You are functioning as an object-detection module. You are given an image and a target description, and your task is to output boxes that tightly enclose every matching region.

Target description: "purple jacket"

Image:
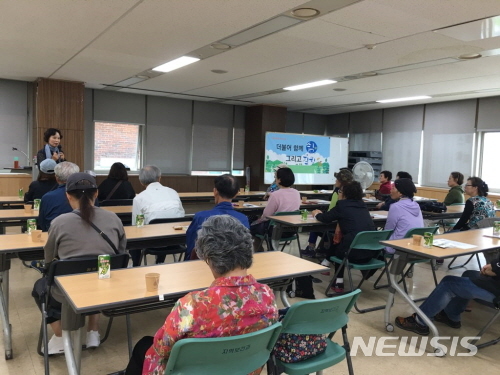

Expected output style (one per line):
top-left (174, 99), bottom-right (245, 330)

top-left (385, 198), bottom-right (423, 254)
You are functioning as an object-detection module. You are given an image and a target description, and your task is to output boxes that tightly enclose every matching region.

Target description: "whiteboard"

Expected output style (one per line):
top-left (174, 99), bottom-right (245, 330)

top-left (264, 132), bottom-right (348, 185)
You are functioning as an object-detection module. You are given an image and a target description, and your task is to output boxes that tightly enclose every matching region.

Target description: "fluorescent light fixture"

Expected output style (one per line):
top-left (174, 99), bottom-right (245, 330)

top-left (376, 96), bottom-right (431, 103)
top-left (284, 80), bottom-right (336, 91)
top-left (152, 56), bottom-right (200, 73)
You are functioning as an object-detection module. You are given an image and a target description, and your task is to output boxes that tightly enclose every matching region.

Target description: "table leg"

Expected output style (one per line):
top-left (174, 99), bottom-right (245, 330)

top-left (384, 252), bottom-right (440, 338)
top-left (62, 299), bottom-right (86, 375)
top-left (279, 290), bottom-right (291, 307)
top-left (63, 330), bottom-right (79, 375)
top-left (0, 253), bottom-right (13, 359)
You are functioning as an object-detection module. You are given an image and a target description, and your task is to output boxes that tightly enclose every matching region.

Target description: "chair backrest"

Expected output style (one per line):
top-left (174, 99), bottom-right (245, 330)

top-left (46, 253), bottom-right (130, 287)
top-left (164, 322), bottom-right (282, 375)
top-left (280, 290), bottom-right (361, 335)
top-left (477, 217), bottom-right (500, 229)
top-left (404, 226), bottom-right (439, 238)
top-left (149, 216), bottom-right (194, 224)
top-left (350, 230), bottom-right (393, 251)
top-left (99, 199), bottom-right (134, 206)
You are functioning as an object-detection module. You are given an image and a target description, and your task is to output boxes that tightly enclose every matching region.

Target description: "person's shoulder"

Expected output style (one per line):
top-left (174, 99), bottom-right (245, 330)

top-left (51, 211), bottom-right (76, 226)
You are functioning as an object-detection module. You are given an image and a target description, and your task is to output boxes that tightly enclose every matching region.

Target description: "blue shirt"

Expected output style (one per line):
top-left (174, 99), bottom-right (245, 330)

top-left (185, 201), bottom-right (250, 260)
top-left (38, 184), bottom-right (73, 231)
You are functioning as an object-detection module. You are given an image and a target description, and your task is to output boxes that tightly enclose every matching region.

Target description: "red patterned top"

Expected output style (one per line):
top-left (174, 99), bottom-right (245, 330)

top-left (142, 275), bottom-right (278, 375)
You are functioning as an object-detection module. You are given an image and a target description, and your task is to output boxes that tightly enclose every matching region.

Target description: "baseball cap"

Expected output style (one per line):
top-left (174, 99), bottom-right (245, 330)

top-left (66, 172), bottom-right (98, 192)
top-left (334, 168), bottom-right (353, 183)
top-left (39, 159), bottom-right (57, 174)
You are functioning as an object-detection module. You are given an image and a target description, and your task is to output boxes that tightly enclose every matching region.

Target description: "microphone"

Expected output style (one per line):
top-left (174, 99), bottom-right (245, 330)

top-left (12, 147), bottom-right (30, 166)
top-left (57, 145), bottom-right (64, 161)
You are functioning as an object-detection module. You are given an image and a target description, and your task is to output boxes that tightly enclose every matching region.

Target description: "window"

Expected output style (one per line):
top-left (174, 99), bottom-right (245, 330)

top-left (480, 132), bottom-right (500, 191)
top-left (94, 122), bottom-right (143, 171)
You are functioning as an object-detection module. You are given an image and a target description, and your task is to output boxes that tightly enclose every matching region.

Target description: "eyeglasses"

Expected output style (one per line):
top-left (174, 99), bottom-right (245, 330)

top-left (465, 184), bottom-right (473, 187)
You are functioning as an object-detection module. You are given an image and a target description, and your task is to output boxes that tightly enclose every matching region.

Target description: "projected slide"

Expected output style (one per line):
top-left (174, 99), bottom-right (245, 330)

top-left (264, 132), bottom-right (348, 185)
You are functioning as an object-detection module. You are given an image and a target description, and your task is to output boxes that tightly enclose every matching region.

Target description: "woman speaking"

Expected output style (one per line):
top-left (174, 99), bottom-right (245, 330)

top-left (37, 128), bottom-right (66, 169)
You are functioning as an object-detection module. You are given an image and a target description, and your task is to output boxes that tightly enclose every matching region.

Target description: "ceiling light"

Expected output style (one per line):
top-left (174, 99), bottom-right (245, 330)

top-left (458, 53), bottom-right (482, 60)
top-left (152, 56), bottom-right (200, 73)
top-left (211, 43), bottom-right (232, 50)
top-left (376, 96), bottom-right (432, 103)
top-left (284, 80), bottom-right (336, 91)
top-left (292, 8), bottom-right (320, 18)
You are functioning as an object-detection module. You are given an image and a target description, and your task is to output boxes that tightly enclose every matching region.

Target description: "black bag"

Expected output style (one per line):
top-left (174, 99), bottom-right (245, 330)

top-left (286, 276), bottom-right (315, 299)
top-left (417, 201), bottom-right (447, 213)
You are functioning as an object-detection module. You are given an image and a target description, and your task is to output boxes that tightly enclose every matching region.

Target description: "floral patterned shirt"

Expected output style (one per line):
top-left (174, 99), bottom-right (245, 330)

top-left (142, 275), bottom-right (278, 375)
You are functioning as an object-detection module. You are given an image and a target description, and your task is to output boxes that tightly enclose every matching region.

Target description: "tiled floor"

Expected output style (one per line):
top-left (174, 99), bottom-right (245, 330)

top-left (0, 230), bottom-right (498, 374)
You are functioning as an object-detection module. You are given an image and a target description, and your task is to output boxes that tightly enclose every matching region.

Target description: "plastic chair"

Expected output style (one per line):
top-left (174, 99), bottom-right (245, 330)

top-left (374, 226), bottom-right (440, 291)
top-left (140, 217), bottom-right (193, 265)
top-left (255, 211), bottom-right (302, 252)
top-left (163, 322), bottom-right (282, 375)
top-left (37, 253), bottom-right (129, 375)
top-left (326, 230), bottom-right (393, 313)
top-left (269, 290), bottom-right (361, 375)
top-left (99, 199), bottom-right (134, 206)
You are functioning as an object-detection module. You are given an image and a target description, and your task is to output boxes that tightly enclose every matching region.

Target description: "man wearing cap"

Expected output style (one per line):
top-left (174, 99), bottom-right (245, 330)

top-left (301, 168), bottom-right (353, 257)
top-left (187, 174), bottom-right (249, 260)
top-left (38, 161), bottom-right (80, 232)
top-left (384, 178), bottom-right (423, 254)
top-left (24, 159), bottom-right (58, 203)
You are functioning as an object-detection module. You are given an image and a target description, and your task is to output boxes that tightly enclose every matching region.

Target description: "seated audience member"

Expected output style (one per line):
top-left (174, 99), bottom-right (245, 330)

top-left (395, 264), bottom-right (500, 336)
top-left (263, 163), bottom-right (289, 200)
top-left (38, 162), bottom-right (80, 231)
top-left (33, 173), bottom-right (126, 354)
top-left (378, 170), bottom-right (393, 195)
top-left (453, 177), bottom-right (495, 231)
top-left (24, 159), bottom-right (58, 203)
top-left (301, 168), bottom-right (353, 257)
top-left (187, 174), bottom-right (249, 260)
top-left (376, 171), bottom-right (413, 211)
top-left (384, 178), bottom-right (423, 254)
top-left (125, 215), bottom-right (279, 375)
top-left (98, 162), bottom-right (136, 202)
top-left (251, 167), bottom-right (301, 251)
top-left (444, 171), bottom-right (465, 206)
top-left (311, 181), bottom-right (376, 293)
top-left (130, 165), bottom-right (185, 266)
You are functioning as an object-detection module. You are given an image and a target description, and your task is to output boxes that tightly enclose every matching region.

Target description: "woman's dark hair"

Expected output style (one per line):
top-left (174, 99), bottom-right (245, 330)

top-left (43, 128), bottom-right (62, 143)
top-left (396, 171), bottom-right (412, 180)
top-left (467, 177), bottom-right (489, 197)
top-left (342, 181), bottom-right (363, 200)
top-left (108, 162), bottom-right (129, 181)
top-left (276, 167), bottom-right (295, 187)
top-left (37, 171), bottom-right (56, 183)
top-left (380, 170), bottom-right (392, 181)
top-left (67, 180), bottom-right (97, 224)
top-left (450, 171), bottom-right (464, 185)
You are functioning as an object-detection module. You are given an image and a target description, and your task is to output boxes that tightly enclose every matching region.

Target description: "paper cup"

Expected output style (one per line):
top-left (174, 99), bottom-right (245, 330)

top-left (239, 188), bottom-right (244, 193)
top-left (412, 234), bottom-right (423, 246)
top-left (145, 273), bottom-right (160, 292)
top-left (238, 200), bottom-right (244, 207)
top-left (24, 204), bottom-right (32, 213)
top-left (31, 230), bottom-right (43, 242)
top-left (302, 196), bottom-right (307, 203)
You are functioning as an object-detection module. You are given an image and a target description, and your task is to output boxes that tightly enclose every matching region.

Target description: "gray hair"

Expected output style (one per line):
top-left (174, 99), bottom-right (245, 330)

top-left (139, 165), bottom-right (161, 185)
top-left (54, 162), bottom-right (80, 183)
top-left (195, 215), bottom-right (253, 275)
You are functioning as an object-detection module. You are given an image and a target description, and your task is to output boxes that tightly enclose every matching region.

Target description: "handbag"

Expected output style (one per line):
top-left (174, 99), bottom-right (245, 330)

top-left (272, 308), bottom-right (327, 363)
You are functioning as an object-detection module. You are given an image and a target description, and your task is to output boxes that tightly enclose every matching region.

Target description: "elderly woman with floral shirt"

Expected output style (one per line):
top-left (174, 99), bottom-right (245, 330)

top-left (125, 215), bottom-right (278, 375)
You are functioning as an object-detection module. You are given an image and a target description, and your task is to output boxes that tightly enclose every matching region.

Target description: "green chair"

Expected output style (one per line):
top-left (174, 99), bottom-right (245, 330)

top-left (255, 211), bottom-right (302, 252)
top-left (440, 203), bottom-right (465, 233)
top-left (374, 226), bottom-right (440, 291)
top-left (163, 322), bottom-right (282, 375)
top-left (269, 290), bottom-right (361, 375)
top-left (326, 230), bottom-right (393, 313)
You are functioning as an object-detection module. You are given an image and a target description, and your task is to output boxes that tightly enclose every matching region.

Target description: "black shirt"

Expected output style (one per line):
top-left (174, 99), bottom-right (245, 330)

top-left (98, 178), bottom-right (136, 202)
